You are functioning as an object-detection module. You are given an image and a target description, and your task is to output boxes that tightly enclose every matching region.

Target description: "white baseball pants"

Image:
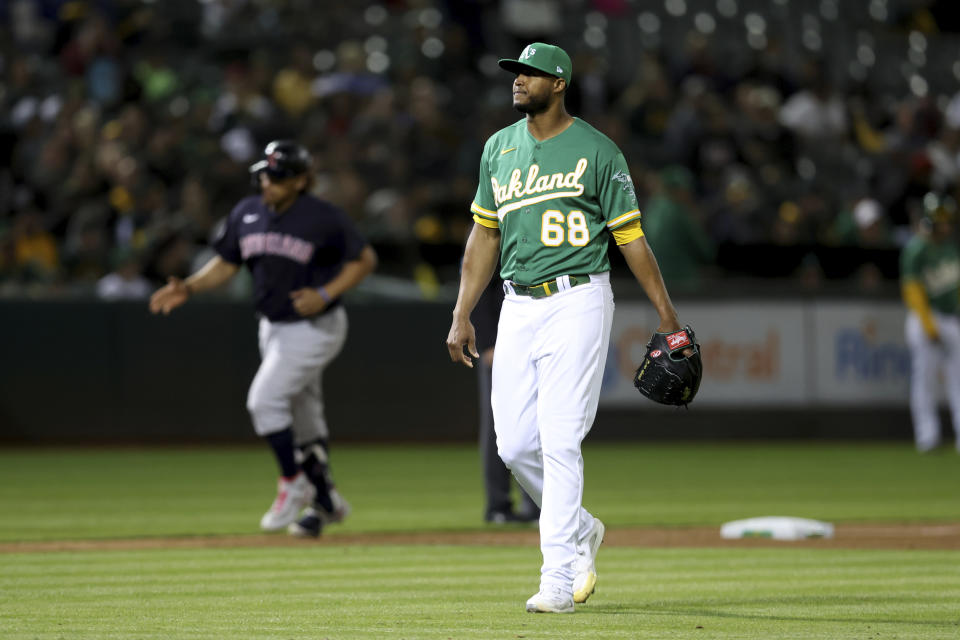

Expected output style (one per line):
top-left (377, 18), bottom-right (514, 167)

top-left (492, 272), bottom-right (614, 593)
top-left (905, 310), bottom-right (960, 451)
top-left (247, 307), bottom-right (348, 444)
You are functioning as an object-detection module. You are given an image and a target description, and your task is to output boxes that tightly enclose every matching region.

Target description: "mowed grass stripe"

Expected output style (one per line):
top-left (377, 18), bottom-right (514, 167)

top-left (0, 546), bottom-right (539, 604)
top-left (3, 547), bottom-right (960, 640)
top-left (1, 443), bottom-right (959, 543)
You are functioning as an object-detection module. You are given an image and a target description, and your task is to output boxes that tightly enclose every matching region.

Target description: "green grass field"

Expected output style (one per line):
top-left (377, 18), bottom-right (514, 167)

top-left (1, 443), bottom-right (959, 639)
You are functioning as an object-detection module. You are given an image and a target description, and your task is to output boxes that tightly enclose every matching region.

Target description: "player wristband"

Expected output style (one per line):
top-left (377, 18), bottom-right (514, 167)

top-left (316, 287), bottom-right (332, 303)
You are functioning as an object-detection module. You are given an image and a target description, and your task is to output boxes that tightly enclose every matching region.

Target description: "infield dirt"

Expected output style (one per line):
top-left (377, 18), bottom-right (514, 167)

top-left (3, 522), bottom-right (959, 553)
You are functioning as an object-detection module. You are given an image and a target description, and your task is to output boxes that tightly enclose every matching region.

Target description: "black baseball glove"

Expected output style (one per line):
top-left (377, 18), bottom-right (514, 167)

top-left (633, 325), bottom-right (702, 407)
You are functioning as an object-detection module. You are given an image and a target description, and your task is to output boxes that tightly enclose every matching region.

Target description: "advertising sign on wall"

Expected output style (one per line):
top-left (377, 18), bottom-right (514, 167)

top-left (600, 301), bottom-right (911, 408)
top-left (812, 302), bottom-right (911, 405)
top-left (601, 302), bottom-right (810, 407)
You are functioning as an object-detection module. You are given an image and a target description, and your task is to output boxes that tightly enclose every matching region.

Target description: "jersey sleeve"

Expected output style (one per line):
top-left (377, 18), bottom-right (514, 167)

top-left (337, 208), bottom-right (367, 261)
top-left (900, 240), bottom-right (924, 282)
top-left (470, 140), bottom-right (499, 229)
top-left (610, 219), bottom-right (644, 245)
top-left (597, 149), bottom-right (642, 232)
top-left (211, 203), bottom-right (244, 265)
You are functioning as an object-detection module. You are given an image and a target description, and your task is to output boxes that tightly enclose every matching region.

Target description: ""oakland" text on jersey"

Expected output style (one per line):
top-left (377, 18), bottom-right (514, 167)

top-left (492, 158), bottom-right (588, 209)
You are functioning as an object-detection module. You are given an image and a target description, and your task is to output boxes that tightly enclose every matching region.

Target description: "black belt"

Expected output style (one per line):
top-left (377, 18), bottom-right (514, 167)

top-left (506, 274), bottom-right (591, 298)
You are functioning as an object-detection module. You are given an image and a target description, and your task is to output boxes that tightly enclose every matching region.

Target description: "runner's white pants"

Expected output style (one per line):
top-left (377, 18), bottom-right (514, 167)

top-left (905, 310), bottom-right (960, 451)
top-left (492, 272), bottom-right (614, 593)
top-left (247, 307), bottom-right (348, 444)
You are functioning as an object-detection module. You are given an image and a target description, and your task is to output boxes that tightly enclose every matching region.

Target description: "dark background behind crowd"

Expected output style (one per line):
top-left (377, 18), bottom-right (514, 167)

top-left (3, 0), bottom-right (960, 300)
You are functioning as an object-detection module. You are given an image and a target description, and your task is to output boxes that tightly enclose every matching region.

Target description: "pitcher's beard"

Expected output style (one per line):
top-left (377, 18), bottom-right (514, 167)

top-left (514, 94), bottom-right (549, 114)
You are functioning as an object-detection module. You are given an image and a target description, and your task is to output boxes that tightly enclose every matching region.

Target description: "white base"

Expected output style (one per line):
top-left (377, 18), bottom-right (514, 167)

top-left (720, 516), bottom-right (834, 541)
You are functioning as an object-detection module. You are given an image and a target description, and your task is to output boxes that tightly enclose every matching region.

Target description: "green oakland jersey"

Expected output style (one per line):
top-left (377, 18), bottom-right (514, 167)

top-left (901, 234), bottom-right (960, 314)
top-left (470, 117), bottom-right (641, 286)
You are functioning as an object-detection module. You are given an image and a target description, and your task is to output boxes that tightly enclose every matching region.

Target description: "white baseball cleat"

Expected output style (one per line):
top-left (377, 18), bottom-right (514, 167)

top-left (260, 472), bottom-right (315, 532)
top-left (525, 586), bottom-right (574, 613)
top-left (573, 516), bottom-right (605, 603)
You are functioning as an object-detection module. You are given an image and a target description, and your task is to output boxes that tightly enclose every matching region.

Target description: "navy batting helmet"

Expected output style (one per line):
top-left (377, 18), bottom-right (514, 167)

top-left (249, 140), bottom-right (312, 181)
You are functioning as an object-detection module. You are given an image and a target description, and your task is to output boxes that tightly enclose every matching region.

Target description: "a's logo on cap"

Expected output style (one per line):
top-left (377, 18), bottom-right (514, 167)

top-left (521, 46), bottom-right (536, 59)
top-left (556, 66), bottom-right (563, 73)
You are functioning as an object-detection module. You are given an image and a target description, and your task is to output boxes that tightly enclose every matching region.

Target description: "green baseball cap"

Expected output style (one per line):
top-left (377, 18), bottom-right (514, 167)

top-left (498, 42), bottom-right (572, 84)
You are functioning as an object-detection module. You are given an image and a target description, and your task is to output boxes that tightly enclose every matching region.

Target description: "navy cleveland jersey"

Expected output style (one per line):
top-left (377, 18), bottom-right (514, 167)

top-left (214, 194), bottom-right (366, 322)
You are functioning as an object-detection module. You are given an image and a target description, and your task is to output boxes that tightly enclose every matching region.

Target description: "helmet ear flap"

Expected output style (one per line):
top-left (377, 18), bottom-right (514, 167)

top-left (249, 162), bottom-right (266, 191)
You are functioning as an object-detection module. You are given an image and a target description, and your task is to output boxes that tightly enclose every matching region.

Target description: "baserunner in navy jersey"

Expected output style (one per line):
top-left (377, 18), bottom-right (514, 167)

top-left (150, 140), bottom-right (377, 537)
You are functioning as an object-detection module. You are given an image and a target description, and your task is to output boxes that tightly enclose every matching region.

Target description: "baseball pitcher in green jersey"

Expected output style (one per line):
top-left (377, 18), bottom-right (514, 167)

top-left (446, 42), bottom-right (691, 613)
top-left (900, 192), bottom-right (960, 453)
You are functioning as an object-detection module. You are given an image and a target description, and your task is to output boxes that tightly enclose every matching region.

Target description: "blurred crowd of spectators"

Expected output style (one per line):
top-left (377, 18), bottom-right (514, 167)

top-left (2, 0), bottom-right (960, 299)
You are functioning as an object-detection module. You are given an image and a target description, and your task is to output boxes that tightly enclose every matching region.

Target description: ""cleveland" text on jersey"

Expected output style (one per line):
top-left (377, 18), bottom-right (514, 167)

top-left (240, 232), bottom-right (315, 264)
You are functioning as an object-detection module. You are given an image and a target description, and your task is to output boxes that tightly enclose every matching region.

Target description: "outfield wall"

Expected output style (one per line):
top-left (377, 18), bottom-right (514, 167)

top-left (0, 299), bottom-right (920, 443)
top-left (601, 301), bottom-right (911, 408)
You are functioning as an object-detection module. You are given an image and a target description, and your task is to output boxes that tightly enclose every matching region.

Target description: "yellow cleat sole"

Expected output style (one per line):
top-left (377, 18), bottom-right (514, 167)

top-left (573, 572), bottom-right (597, 603)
